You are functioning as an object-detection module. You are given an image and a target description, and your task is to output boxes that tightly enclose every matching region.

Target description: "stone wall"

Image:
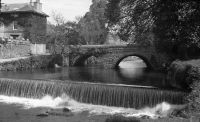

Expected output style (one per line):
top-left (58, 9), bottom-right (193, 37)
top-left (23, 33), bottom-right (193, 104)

top-left (0, 55), bottom-right (58, 71)
top-left (30, 44), bottom-right (46, 55)
top-left (0, 43), bottom-right (30, 59)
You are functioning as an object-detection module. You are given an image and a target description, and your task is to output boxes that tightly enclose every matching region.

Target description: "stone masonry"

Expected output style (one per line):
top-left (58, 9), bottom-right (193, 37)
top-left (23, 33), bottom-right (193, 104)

top-left (65, 45), bottom-right (170, 70)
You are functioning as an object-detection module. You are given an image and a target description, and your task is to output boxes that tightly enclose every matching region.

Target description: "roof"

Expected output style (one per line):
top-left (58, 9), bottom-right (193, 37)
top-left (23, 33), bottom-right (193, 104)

top-left (1, 3), bottom-right (48, 17)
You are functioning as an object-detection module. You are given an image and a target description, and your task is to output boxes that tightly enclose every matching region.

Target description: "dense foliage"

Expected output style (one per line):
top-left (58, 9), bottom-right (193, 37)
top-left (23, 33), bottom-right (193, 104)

top-left (79, 0), bottom-right (108, 44)
top-left (46, 13), bottom-right (84, 55)
top-left (47, 0), bottom-right (110, 54)
top-left (105, 0), bottom-right (200, 59)
top-left (169, 60), bottom-right (200, 115)
top-left (0, 13), bottom-right (47, 43)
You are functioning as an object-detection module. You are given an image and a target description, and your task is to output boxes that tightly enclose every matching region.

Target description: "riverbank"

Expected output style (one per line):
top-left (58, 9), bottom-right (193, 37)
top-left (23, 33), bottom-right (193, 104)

top-left (0, 103), bottom-right (108, 122)
top-left (0, 103), bottom-right (198, 122)
top-left (0, 55), bottom-right (62, 71)
top-left (166, 59), bottom-right (200, 119)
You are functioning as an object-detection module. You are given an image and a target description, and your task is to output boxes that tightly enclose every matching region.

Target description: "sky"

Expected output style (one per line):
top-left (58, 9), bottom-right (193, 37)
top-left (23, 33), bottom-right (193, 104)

top-left (2, 0), bottom-right (92, 23)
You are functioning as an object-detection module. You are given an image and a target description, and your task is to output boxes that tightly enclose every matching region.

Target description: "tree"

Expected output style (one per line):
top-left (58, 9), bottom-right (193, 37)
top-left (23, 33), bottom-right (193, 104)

top-left (152, 0), bottom-right (200, 59)
top-left (47, 12), bottom-right (84, 55)
top-left (0, 37), bottom-right (8, 57)
top-left (105, 0), bottom-right (200, 59)
top-left (79, 0), bottom-right (108, 45)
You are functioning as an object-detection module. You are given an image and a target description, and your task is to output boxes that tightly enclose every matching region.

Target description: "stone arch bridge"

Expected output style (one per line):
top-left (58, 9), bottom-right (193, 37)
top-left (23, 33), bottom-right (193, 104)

top-left (64, 45), bottom-right (169, 70)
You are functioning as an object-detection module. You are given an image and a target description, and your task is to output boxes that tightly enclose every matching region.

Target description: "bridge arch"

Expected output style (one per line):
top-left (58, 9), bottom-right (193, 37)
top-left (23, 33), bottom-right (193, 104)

top-left (115, 54), bottom-right (153, 69)
top-left (68, 45), bottom-right (166, 70)
top-left (73, 54), bottom-right (97, 66)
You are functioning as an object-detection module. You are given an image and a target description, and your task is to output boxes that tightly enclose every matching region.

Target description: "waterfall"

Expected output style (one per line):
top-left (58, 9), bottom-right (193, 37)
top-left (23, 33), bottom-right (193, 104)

top-left (0, 78), bottom-right (187, 109)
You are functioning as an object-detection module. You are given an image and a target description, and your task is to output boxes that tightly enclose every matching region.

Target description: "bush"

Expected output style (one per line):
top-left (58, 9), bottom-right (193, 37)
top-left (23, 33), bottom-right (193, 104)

top-left (166, 60), bottom-right (200, 88)
top-left (167, 59), bottom-right (200, 114)
top-left (184, 66), bottom-right (200, 114)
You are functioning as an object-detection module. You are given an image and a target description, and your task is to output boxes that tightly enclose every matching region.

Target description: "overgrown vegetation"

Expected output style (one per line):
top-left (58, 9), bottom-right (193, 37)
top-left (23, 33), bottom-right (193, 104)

top-left (166, 60), bottom-right (200, 115)
top-left (0, 13), bottom-right (47, 43)
top-left (105, 0), bottom-right (200, 59)
top-left (183, 61), bottom-right (200, 114)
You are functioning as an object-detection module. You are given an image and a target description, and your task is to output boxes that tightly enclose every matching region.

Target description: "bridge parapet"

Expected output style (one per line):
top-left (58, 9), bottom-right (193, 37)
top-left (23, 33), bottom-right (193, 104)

top-left (69, 44), bottom-right (154, 54)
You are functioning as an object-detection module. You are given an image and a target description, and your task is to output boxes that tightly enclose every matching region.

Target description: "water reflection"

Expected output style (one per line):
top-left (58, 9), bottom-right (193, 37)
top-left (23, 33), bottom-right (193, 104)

top-left (0, 67), bottom-right (178, 90)
top-left (119, 58), bottom-right (147, 69)
top-left (0, 56), bottom-right (184, 89)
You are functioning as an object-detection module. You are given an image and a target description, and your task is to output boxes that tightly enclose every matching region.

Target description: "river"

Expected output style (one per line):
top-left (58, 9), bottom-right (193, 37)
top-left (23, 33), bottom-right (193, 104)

top-left (0, 60), bottom-right (187, 121)
top-left (0, 60), bottom-right (175, 89)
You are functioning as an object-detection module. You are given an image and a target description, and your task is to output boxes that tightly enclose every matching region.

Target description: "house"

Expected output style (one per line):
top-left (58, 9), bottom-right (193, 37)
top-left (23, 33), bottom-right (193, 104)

top-left (0, 0), bottom-right (48, 43)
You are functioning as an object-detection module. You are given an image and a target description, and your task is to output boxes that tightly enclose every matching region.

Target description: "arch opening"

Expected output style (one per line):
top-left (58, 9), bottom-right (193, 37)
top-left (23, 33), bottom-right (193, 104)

top-left (115, 55), bottom-right (152, 82)
top-left (73, 55), bottom-right (98, 67)
top-left (116, 55), bottom-right (152, 70)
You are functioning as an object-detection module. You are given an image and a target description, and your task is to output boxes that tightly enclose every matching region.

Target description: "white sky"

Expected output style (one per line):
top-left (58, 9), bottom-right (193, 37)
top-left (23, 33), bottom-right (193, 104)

top-left (2, 0), bottom-right (92, 23)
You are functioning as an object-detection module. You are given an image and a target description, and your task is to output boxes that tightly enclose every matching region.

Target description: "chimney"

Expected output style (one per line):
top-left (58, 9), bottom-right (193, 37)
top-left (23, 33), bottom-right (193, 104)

top-left (33, 0), bottom-right (42, 12)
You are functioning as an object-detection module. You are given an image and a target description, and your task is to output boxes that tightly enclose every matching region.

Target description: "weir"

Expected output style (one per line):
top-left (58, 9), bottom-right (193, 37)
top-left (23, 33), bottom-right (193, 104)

top-left (0, 78), bottom-right (187, 109)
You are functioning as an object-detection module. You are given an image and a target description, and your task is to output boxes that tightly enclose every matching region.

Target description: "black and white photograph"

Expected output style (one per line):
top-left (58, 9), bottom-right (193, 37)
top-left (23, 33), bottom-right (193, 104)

top-left (0, 0), bottom-right (200, 122)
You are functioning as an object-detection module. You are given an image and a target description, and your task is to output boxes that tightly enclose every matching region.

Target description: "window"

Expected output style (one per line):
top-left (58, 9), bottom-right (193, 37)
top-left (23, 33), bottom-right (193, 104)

top-left (10, 34), bottom-right (20, 39)
top-left (13, 21), bottom-right (19, 30)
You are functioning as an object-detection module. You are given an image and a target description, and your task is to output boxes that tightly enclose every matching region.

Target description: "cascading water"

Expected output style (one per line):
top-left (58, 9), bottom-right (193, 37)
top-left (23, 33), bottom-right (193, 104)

top-left (0, 78), bottom-right (187, 109)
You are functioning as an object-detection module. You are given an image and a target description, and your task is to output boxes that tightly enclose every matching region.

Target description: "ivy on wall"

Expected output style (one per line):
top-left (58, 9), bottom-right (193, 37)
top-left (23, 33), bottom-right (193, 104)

top-left (0, 12), bottom-right (47, 43)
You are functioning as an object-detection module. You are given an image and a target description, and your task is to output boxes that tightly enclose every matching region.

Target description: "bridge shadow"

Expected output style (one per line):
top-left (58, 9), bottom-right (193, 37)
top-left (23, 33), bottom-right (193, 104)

top-left (73, 55), bottom-right (97, 66)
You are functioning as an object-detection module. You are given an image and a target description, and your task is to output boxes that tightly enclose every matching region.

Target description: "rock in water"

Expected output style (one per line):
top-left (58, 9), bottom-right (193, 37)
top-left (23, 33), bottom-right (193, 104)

top-left (36, 112), bottom-right (49, 117)
top-left (141, 115), bottom-right (150, 119)
top-left (63, 108), bottom-right (71, 112)
top-left (48, 108), bottom-right (73, 117)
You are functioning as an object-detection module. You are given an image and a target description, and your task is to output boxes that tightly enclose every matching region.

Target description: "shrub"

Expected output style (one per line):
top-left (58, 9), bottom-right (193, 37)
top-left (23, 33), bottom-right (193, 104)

top-left (167, 60), bottom-right (200, 114)
top-left (184, 66), bottom-right (200, 113)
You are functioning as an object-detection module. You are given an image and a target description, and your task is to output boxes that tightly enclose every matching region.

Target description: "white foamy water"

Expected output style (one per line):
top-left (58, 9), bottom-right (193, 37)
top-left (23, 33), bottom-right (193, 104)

top-left (0, 94), bottom-right (184, 119)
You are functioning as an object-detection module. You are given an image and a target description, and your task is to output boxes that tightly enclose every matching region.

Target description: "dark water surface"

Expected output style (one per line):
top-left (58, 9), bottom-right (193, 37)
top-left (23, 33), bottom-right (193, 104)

top-left (0, 63), bottom-right (177, 89)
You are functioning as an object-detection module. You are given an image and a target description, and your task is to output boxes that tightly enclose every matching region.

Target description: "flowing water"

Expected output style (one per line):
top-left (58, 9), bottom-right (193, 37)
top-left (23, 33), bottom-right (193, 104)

top-left (0, 60), bottom-right (188, 119)
top-left (0, 78), bottom-right (186, 108)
